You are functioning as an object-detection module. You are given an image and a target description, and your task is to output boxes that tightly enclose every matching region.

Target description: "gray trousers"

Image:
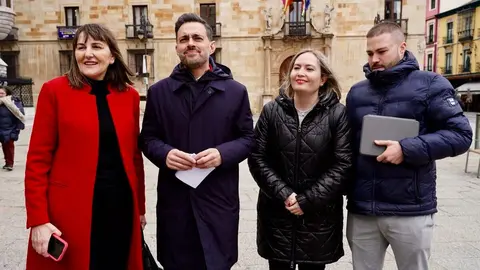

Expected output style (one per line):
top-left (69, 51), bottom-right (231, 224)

top-left (346, 213), bottom-right (435, 270)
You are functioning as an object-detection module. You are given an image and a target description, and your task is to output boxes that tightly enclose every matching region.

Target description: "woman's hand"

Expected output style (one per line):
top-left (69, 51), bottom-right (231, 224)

top-left (286, 201), bottom-right (304, 215)
top-left (284, 193), bottom-right (304, 215)
top-left (140, 215), bottom-right (147, 230)
top-left (31, 223), bottom-right (62, 257)
top-left (284, 192), bottom-right (297, 207)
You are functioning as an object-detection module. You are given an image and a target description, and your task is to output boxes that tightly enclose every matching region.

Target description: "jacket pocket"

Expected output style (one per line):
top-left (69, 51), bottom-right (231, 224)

top-left (413, 171), bottom-right (421, 203)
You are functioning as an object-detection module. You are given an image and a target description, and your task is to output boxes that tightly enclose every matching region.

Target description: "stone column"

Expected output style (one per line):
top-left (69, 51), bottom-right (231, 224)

top-left (262, 37), bottom-right (273, 107)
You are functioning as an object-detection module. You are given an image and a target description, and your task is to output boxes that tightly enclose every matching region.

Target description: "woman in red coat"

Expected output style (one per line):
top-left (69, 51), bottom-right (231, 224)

top-left (24, 23), bottom-right (146, 270)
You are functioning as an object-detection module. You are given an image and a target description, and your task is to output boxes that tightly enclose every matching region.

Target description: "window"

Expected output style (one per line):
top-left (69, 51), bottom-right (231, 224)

top-left (445, 52), bottom-right (452, 73)
top-left (127, 50), bottom-right (154, 78)
top-left (288, 0), bottom-right (305, 23)
top-left (428, 24), bottom-right (434, 43)
top-left (0, 52), bottom-right (19, 79)
top-left (463, 49), bottom-right (471, 72)
top-left (447, 22), bottom-right (453, 42)
top-left (59, 51), bottom-right (72, 75)
top-left (385, 0), bottom-right (402, 21)
top-left (200, 4), bottom-right (216, 36)
top-left (285, 0), bottom-right (307, 36)
top-left (0, 0), bottom-right (12, 8)
top-left (430, 0), bottom-right (436, 10)
top-left (427, 54), bottom-right (433, 71)
top-left (133, 5), bottom-right (148, 26)
top-left (65, 7), bottom-right (79, 27)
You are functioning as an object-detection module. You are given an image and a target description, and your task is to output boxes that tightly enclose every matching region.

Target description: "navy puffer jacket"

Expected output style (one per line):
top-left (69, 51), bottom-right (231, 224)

top-left (0, 97), bottom-right (24, 143)
top-left (346, 51), bottom-right (472, 216)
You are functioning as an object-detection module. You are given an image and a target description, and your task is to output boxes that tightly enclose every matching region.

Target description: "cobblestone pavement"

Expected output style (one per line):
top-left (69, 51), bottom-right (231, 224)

top-left (1, 109), bottom-right (480, 269)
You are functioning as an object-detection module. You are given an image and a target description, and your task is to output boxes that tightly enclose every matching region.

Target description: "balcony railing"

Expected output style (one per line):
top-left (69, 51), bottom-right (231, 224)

top-left (57, 25), bottom-right (80, 40)
top-left (125, 23), bottom-right (154, 39)
top-left (458, 29), bottom-right (474, 41)
top-left (443, 36), bottom-right (454, 44)
top-left (426, 35), bottom-right (435, 45)
top-left (376, 18), bottom-right (409, 35)
top-left (284, 21), bottom-right (311, 37)
top-left (459, 64), bottom-right (471, 73)
top-left (441, 67), bottom-right (452, 75)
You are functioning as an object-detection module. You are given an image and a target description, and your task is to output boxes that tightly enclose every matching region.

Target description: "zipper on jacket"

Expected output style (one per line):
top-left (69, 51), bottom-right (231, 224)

top-left (289, 112), bottom-right (303, 269)
top-left (372, 92), bottom-right (386, 214)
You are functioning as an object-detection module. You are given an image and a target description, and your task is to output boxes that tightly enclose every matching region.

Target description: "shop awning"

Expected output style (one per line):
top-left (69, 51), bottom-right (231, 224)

top-left (456, 82), bottom-right (480, 93)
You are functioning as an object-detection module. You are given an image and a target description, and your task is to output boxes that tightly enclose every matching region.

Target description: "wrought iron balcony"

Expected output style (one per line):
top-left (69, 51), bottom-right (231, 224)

top-left (125, 24), bottom-right (154, 39)
top-left (375, 18), bottom-right (409, 35)
top-left (441, 67), bottom-right (452, 75)
top-left (57, 26), bottom-right (80, 40)
top-left (458, 29), bottom-right (474, 41)
top-left (443, 36), bottom-right (454, 44)
top-left (459, 64), bottom-right (471, 73)
top-left (284, 21), bottom-right (311, 37)
top-left (426, 35), bottom-right (435, 45)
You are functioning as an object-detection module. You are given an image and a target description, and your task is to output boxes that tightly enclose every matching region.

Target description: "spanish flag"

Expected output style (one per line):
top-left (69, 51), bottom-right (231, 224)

top-left (302, 0), bottom-right (310, 17)
top-left (282, 0), bottom-right (293, 14)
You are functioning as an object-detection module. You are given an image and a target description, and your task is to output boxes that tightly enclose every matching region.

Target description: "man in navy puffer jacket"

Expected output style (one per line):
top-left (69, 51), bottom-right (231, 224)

top-left (345, 22), bottom-right (472, 270)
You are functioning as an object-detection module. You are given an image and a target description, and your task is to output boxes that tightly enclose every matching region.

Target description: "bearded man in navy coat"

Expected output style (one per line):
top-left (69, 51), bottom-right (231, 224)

top-left (140, 13), bottom-right (255, 270)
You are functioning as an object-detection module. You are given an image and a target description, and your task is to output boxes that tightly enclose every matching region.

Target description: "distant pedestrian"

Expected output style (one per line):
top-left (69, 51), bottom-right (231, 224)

top-left (0, 86), bottom-right (24, 171)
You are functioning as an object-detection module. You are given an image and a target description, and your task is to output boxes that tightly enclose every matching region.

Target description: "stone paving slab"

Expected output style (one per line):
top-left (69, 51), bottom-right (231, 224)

top-left (1, 109), bottom-right (480, 269)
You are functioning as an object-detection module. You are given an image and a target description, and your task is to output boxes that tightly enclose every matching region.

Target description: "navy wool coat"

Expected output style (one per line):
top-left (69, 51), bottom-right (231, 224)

top-left (140, 59), bottom-right (255, 270)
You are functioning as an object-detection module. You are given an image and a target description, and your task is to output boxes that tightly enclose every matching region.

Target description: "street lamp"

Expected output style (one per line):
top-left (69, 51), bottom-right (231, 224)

top-left (136, 15), bottom-right (153, 93)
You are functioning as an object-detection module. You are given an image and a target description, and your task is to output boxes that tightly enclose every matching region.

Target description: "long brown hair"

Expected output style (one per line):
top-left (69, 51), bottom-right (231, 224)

top-left (67, 23), bottom-right (134, 91)
top-left (280, 48), bottom-right (342, 100)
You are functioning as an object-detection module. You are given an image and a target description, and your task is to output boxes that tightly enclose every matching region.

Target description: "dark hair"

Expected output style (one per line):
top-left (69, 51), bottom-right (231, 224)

top-left (67, 23), bottom-right (134, 91)
top-left (366, 21), bottom-right (405, 42)
top-left (175, 13), bottom-right (213, 41)
top-left (0, 86), bottom-right (12, 96)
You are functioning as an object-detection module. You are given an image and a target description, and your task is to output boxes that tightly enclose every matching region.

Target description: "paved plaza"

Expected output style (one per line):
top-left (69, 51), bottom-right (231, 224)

top-left (1, 109), bottom-right (480, 269)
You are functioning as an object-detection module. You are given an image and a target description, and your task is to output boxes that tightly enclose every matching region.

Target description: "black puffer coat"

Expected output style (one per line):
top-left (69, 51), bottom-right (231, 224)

top-left (248, 91), bottom-right (352, 265)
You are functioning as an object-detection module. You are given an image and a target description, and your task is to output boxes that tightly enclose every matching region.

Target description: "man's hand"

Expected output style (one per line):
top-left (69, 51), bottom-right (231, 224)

top-left (195, 148), bottom-right (222, 169)
top-left (375, 140), bottom-right (404, 165)
top-left (166, 149), bottom-right (196, 170)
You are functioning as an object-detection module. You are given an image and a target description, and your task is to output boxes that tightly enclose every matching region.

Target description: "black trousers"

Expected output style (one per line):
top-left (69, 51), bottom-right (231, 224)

top-left (269, 260), bottom-right (326, 270)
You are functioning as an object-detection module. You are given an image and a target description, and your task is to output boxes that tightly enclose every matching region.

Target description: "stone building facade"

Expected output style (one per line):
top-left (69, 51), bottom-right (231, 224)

top-left (0, 0), bottom-right (426, 113)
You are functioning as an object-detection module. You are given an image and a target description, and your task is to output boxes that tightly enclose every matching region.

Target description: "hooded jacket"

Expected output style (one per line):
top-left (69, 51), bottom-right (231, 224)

top-left (346, 50), bottom-right (472, 216)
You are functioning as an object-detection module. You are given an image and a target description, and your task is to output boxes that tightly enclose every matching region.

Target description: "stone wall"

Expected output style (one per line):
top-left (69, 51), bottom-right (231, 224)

top-left (6, 0), bottom-right (426, 113)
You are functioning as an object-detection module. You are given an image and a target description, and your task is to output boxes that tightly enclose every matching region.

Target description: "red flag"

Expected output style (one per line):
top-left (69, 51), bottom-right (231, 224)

top-left (283, 0), bottom-right (293, 13)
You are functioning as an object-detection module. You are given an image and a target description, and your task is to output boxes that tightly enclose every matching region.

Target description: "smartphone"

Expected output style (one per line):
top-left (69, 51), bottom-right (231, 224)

top-left (47, 234), bottom-right (68, 261)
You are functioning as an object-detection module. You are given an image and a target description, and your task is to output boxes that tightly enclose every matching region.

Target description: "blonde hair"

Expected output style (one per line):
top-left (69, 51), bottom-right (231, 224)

top-left (280, 48), bottom-right (342, 100)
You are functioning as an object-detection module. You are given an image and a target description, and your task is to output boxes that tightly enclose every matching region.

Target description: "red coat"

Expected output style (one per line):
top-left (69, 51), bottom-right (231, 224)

top-left (24, 76), bottom-right (146, 270)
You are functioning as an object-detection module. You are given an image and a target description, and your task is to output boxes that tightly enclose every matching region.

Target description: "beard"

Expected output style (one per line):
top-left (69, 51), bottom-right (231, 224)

top-left (370, 54), bottom-right (402, 71)
top-left (177, 49), bottom-right (209, 69)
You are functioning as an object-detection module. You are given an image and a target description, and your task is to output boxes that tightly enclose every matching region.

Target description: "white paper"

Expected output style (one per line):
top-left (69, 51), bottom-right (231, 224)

top-left (175, 167), bottom-right (215, 188)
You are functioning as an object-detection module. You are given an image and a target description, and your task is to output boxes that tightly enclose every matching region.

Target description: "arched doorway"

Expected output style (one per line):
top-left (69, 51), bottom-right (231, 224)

top-left (279, 55), bottom-right (294, 86)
